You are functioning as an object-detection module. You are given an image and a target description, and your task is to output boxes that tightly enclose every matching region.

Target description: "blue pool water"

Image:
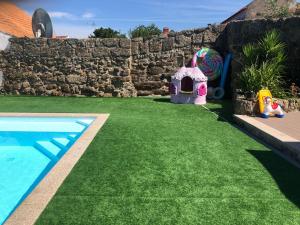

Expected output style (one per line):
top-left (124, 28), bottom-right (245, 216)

top-left (0, 117), bottom-right (95, 224)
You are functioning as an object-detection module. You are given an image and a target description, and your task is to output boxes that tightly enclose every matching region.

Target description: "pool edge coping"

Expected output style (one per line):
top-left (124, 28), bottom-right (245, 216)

top-left (2, 113), bottom-right (109, 225)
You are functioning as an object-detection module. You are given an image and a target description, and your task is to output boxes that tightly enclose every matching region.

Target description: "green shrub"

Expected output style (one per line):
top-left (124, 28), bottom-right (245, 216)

top-left (239, 30), bottom-right (287, 97)
top-left (129, 24), bottom-right (161, 39)
top-left (90, 27), bottom-right (126, 38)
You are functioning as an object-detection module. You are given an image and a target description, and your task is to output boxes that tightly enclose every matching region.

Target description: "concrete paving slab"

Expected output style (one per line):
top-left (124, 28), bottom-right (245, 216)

top-left (255, 112), bottom-right (300, 140)
top-left (234, 114), bottom-right (300, 165)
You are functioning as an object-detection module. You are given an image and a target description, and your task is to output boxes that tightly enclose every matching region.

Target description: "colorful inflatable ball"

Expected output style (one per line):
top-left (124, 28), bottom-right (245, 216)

top-left (191, 48), bottom-right (223, 81)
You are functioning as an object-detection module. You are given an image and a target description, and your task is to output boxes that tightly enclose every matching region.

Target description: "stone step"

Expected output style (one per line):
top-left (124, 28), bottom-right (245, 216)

top-left (76, 121), bottom-right (88, 127)
top-left (35, 141), bottom-right (62, 161)
top-left (67, 134), bottom-right (78, 141)
top-left (51, 137), bottom-right (71, 149)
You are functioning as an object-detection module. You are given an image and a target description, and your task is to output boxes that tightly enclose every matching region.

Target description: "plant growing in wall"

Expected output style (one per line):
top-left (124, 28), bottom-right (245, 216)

top-left (239, 30), bottom-right (287, 98)
top-left (264, 0), bottom-right (291, 19)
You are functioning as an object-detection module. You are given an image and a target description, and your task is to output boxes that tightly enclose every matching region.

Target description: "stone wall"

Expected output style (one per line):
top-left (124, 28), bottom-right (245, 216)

top-left (130, 25), bottom-right (225, 96)
top-left (0, 38), bottom-right (136, 97)
top-left (0, 17), bottom-right (299, 97)
top-left (218, 16), bottom-right (300, 91)
top-left (234, 96), bottom-right (300, 115)
top-left (0, 25), bottom-right (225, 97)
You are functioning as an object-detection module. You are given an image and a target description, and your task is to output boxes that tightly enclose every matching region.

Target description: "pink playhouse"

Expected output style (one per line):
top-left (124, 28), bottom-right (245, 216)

top-left (170, 67), bottom-right (208, 105)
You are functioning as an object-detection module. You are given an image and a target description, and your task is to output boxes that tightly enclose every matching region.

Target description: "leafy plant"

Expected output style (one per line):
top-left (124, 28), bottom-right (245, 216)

top-left (129, 24), bottom-right (161, 39)
top-left (239, 30), bottom-right (287, 98)
top-left (89, 27), bottom-right (126, 38)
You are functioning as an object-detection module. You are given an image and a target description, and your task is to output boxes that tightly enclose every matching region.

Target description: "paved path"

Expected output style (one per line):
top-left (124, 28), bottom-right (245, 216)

top-left (234, 112), bottom-right (300, 165)
top-left (255, 112), bottom-right (300, 140)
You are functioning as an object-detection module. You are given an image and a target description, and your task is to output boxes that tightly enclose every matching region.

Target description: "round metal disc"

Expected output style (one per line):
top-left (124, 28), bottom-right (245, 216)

top-left (32, 8), bottom-right (53, 38)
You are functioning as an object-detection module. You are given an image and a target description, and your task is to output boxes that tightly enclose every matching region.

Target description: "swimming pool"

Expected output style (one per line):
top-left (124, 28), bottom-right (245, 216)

top-left (0, 116), bottom-right (95, 225)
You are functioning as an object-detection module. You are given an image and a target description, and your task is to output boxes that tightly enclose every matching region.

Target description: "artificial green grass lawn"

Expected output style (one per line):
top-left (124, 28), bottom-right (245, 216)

top-left (1, 96), bottom-right (300, 225)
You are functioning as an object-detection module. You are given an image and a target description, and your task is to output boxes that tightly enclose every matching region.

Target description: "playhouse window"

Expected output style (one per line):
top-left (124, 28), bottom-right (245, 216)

top-left (169, 83), bottom-right (177, 95)
top-left (181, 76), bottom-right (193, 93)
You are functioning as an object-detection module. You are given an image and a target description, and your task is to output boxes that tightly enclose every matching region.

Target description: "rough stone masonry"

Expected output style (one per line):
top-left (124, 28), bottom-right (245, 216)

top-left (0, 17), bottom-right (299, 97)
top-left (0, 24), bottom-right (224, 97)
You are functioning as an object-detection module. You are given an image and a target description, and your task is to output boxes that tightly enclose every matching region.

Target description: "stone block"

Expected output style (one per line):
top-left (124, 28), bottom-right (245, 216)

top-left (81, 86), bottom-right (99, 96)
top-left (110, 48), bottom-right (131, 57)
top-left (66, 75), bottom-right (84, 84)
top-left (131, 41), bottom-right (140, 55)
top-left (59, 46), bottom-right (75, 57)
top-left (47, 39), bottom-right (64, 48)
top-left (119, 39), bottom-right (131, 49)
top-left (134, 81), bottom-right (162, 90)
top-left (175, 35), bottom-right (191, 47)
top-left (84, 39), bottom-right (96, 48)
top-left (192, 33), bottom-right (204, 45)
top-left (149, 39), bottom-right (162, 52)
top-left (94, 39), bottom-right (103, 47)
top-left (22, 81), bottom-right (30, 88)
top-left (75, 48), bottom-right (91, 57)
top-left (137, 90), bottom-right (153, 96)
top-left (203, 30), bottom-right (218, 43)
top-left (92, 47), bottom-right (110, 57)
top-left (234, 99), bottom-right (256, 115)
top-left (102, 39), bottom-right (119, 47)
top-left (148, 66), bottom-right (164, 75)
top-left (139, 41), bottom-right (149, 54)
top-left (162, 37), bottom-right (174, 51)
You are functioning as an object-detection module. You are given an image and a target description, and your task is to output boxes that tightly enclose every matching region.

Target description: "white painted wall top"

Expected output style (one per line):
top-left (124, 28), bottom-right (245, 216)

top-left (0, 32), bottom-right (11, 50)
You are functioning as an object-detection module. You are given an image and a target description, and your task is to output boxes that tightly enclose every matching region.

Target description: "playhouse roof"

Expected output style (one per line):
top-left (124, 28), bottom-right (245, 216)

top-left (0, 1), bottom-right (33, 37)
top-left (172, 67), bottom-right (208, 82)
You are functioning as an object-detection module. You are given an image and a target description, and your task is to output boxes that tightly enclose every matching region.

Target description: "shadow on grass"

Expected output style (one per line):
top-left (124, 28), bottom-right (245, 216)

top-left (248, 149), bottom-right (300, 209)
top-left (153, 99), bottom-right (235, 122)
top-left (153, 98), bottom-right (171, 104)
top-left (206, 100), bottom-right (300, 208)
top-left (206, 100), bottom-right (234, 122)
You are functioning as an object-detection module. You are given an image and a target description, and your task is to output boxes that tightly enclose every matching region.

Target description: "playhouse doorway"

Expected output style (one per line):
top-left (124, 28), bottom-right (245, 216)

top-left (181, 76), bottom-right (193, 93)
